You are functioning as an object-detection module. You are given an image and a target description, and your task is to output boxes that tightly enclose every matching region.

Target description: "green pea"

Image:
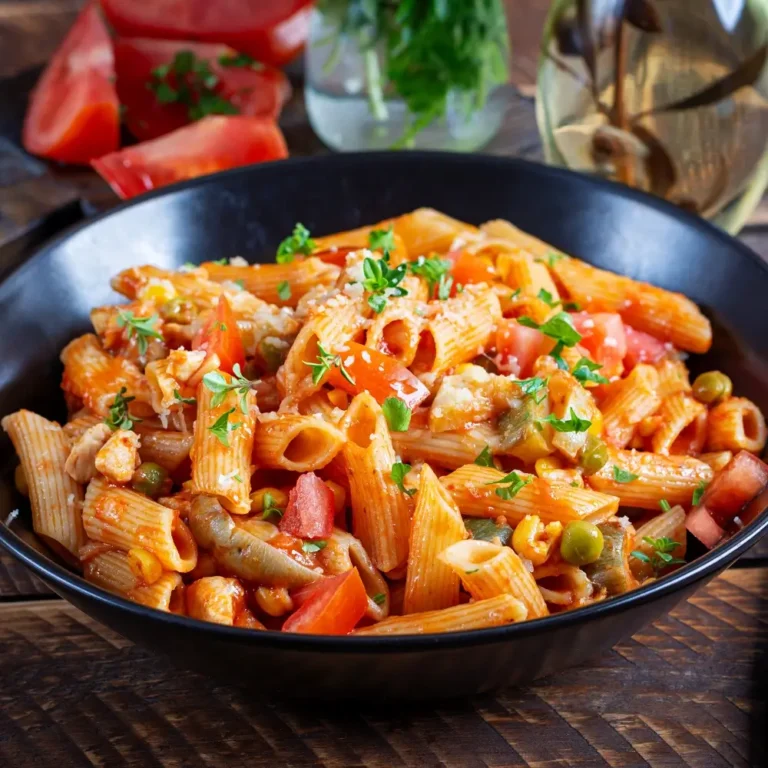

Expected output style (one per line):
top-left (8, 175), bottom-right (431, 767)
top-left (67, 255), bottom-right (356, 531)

top-left (578, 434), bottom-right (608, 476)
top-left (692, 371), bottom-right (732, 405)
top-left (560, 521), bottom-right (604, 566)
top-left (131, 462), bottom-right (168, 498)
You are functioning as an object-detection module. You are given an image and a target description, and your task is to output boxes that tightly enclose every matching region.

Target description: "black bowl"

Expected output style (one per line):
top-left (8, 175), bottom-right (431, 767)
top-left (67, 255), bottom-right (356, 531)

top-left (2, 152), bottom-right (767, 699)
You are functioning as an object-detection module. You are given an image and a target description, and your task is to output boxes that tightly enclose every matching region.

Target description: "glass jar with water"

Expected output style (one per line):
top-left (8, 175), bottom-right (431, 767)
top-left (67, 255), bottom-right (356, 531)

top-left (305, 0), bottom-right (510, 152)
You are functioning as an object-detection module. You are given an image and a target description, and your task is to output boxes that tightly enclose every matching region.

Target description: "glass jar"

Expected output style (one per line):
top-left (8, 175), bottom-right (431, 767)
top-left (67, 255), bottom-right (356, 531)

top-left (536, 0), bottom-right (768, 233)
top-left (305, 2), bottom-right (510, 152)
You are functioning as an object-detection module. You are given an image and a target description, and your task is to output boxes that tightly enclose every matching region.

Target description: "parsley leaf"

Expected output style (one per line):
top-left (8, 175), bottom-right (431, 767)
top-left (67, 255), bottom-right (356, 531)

top-left (303, 343), bottom-right (355, 386)
top-left (473, 445), bottom-right (495, 467)
top-left (261, 492), bottom-right (284, 522)
top-left (302, 540), bottom-right (327, 553)
top-left (659, 499), bottom-right (671, 513)
top-left (277, 280), bottom-right (292, 301)
top-left (104, 387), bottom-right (140, 431)
top-left (208, 408), bottom-right (241, 447)
top-left (116, 310), bottom-right (163, 355)
top-left (538, 408), bottom-right (592, 433)
top-left (391, 462), bottom-right (416, 496)
top-left (517, 377), bottom-right (547, 396)
top-left (631, 536), bottom-right (685, 574)
top-left (517, 312), bottom-right (582, 348)
top-left (277, 223), bottom-right (315, 264)
top-left (173, 389), bottom-right (196, 405)
top-left (368, 226), bottom-right (396, 259)
top-left (362, 253), bottom-right (408, 313)
top-left (571, 357), bottom-right (609, 385)
top-left (382, 397), bottom-right (411, 432)
top-left (409, 256), bottom-right (453, 299)
top-left (218, 52), bottom-right (263, 69)
top-left (535, 251), bottom-right (565, 268)
top-left (372, 592), bottom-right (386, 605)
top-left (509, 288), bottom-right (521, 300)
top-left (692, 480), bottom-right (707, 507)
top-left (202, 363), bottom-right (255, 413)
top-left (612, 465), bottom-right (639, 483)
top-left (486, 470), bottom-right (532, 500)
top-left (537, 288), bottom-right (559, 307)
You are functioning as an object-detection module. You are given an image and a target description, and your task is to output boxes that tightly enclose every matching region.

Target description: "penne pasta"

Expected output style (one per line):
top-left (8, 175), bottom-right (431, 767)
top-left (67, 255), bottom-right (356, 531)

top-left (706, 397), bottom-right (768, 454)
top-left (403, 464), bottom-right (467, 614)
top-left (2, 410), bottom-right (85, 563)
top-left (365, 298), bottom-right (426, 367)
top-left (650, 393), bottom-right (707, 455)
top-left (600, 364), bottom-right (662, 448)
top-left (392, 423), bottom-right (496, 470)
top-left (630, 505), bottom-right (687, 582)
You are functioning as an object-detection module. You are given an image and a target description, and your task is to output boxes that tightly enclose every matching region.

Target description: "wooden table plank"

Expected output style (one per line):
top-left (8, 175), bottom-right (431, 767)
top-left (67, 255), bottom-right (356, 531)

top-left (0, 568), bottom-right (763, 768)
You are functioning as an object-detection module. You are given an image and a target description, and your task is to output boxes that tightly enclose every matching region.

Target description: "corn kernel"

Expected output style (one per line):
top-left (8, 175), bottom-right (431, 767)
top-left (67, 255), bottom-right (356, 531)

top-left (127, 547), bottom-right (163, 585)
top-left (588, 410), bottom-right (603, 437)
top-left (139, 280), bottom-right (176, 305)
top-left (534, 456), bottom-right (563, 477)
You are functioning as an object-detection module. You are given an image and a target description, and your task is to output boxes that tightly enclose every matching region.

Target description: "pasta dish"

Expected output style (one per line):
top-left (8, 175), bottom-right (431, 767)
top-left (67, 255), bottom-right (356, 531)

top-left (4, 208), bottom-right (768, 635)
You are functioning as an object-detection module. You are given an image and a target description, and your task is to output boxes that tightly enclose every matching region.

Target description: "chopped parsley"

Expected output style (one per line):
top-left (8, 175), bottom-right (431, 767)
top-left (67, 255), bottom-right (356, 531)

top-left (571, 358), bottom-right (609, 385)
top-left (304, 343), bottom-right (355, 386)
top-left (105, 387), bottom-right (140, 431)
top-left (473, 445), bottom-right (495, 467)
top-left (208, 408), bottom-right (241, 447)
top-left (277, 223), bottom-right (315, 264)
top-left (173, 389), bottom-right (196, 406)
top-left (538, 408), bottom-right (592, 433)
top-left (261, 492), bottom-right (284, 522)
top-left (382, 397), bottom-right (411, 432)
top-left (537, 288), bottom-right (559, 307)
top-left (692, 480), bottom-right (707, 507)
top-left (659, 499), bottom-right (671, 513)
top-left (517, 312), bottom-right (582, 369)
top-left (116, 310), bottom-right (163, 355)
top-left (362, 253), bottom-right (408, 313)
top-left (517, 377), bottom-right (547, 397)
top-left (233, 279), bottom-right (245, 290)
top-left (409, 256), bottom-right (453, 299)
top-left (509, 288), bottom-right (521, 300)
top-left (486, 470), bottom-right (532, 501)
top-left (391, 462), bottom-right (416, 496)
top-left (372, 592), bottom-right (386, 605)
top-left (277, 280), bottom-right (292, 301)
top-left (612, 465), bottom-right (639, 483)
top-left (631, 536), bottom-right (685, 573)
top-left (218, 52), bottom-right (263, 69)
top-left (302, 540), bottom-right (327, 553)
top-left (368, 226), bottom-right (396, 259)
top-left (202, 363), bottom-right (255, 413)
top-left (535, 251), bottom-right (565, 268)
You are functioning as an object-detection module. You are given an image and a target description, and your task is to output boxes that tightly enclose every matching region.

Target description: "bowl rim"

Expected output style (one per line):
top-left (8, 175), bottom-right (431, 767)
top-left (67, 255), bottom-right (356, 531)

top-left (2, 150), bottom-right (768, 651)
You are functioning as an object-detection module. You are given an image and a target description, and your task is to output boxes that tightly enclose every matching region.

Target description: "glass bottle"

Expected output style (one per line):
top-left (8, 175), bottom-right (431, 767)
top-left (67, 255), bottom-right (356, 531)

top-left (537, 0), bottom-right (768, 233)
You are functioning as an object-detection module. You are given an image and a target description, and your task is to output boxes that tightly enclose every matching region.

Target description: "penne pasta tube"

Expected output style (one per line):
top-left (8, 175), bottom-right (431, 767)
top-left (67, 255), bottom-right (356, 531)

top-left (60, 334), bottom-right (151, 416)
top-left (312, 223), bottom-right (409, 264)
top-left (365, 299), bottom-right (426, 367)
top-left (341, 393), bottom-right (411, 573)
top-left (630, 504), bottom-right (687, 582)
top-left (707, 397), bottom-right (768, 454)
top-left (186, 576), bottom-right (246, 626)
top-left (480, 219), bottom-right (564, 261)
top-left (650, 393), bottom-right (707, 455)
top-left (698, 450), bottom-right (733, 472)
top-left (655, 358), bottom-right (691, 399)
top-left (202, 257), bottom-right (340, 307)
top-left (403, 464), bottom-right (467, 614)
top-left (83, 549), bottom-right (185, 612)
top-left (253, 413), bottom-right (345, 472)
top-left (440, 540), bottom-right (548, 618)
top-left (411, 285), bottom-right (501, 376)
top-left (188, 495), bottom-right (319, 588)
top-left (587, 448), bottom-right (714, 508)
top-left (392, 424), bottom-right (496, 470)
top-left (354, 594), bottom-right (527, 636)
top-left (190, 374), bottom-right (257, 515)
top-left (83, 478), bottom-right (198, 572)
top-left (600, 364), bottom-right (662, 448)
top-left (2, 410), bottom-right (85, 563)
top-left (63, 412), bottom-right (102, 441)
top-left (393, 208), bottom-right (477, 256)
top-left (496, 249), bottom-right (560, 300)
top-left (533, 562), bottom-right (593, 607)
top-left (441, 464), bottom-right (619, 525)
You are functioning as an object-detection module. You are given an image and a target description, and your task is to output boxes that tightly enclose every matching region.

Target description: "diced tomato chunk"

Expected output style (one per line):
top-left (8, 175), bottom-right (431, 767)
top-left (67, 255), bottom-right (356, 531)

top-left (450, 251), bottom-right (497, 287)
top-left (192, 295), bottom-right (245, 374)
top-left (279, 473), bottom-right (335, 539)
top-left (570, 312), bottom-right (627, 377)
top-left (312, 246), bottom-right (359, 267)
top-left (325, 342), bottom-right (430, 409)
top-left (495, 319), bottom-right (553, 377)
top-left (700, 451), bottom-right (768, 527)
top-left (283, 568), bottom-right (367, 635)
top-left (685, 505), bottom-right (725, 549)
top-left (624, 324), bottom-right (669, 369)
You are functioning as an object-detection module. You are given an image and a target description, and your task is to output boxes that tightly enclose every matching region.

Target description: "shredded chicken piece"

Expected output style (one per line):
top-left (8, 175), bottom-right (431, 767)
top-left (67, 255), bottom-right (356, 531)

top-left (145, 349), bottom-right (216, 413)
top-left (64, 423), bottom-right (112, 483)
top-left (95, 429), bottom-right (141, 484)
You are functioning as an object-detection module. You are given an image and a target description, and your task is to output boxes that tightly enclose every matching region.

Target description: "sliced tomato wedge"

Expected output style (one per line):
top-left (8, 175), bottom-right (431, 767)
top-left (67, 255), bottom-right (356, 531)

top-left (101, 0), bottom-right (313, 67)
top-left (324, 341), bottom-right (430, 409)
top-left (114, 38), bottom-right (291, 141)
top-left (92, 116), bottom-right (288, 199)
top-left (685, 505), bottom-right (725, 549)
top-left (450, 250), bottom-right (497, 287)
top-left (624, 324), bottom-right (669, 369)
top-left (192, 295), bottom-right (245, 374)
top-left (570, 312), bottom-right (627, 378)
top-left (495, 319), bottom-right (553, 378)
top-left (279, 473), bottom-right (335, 540)
top-left (23, 3), bottom-right (119, 164)
top-left (283, 568), bottom-right (368, 635)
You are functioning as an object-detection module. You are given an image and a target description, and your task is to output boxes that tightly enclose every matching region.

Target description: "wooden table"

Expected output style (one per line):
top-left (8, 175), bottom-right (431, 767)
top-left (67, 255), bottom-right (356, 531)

top-left (2, 2), bottom-right (768, 766)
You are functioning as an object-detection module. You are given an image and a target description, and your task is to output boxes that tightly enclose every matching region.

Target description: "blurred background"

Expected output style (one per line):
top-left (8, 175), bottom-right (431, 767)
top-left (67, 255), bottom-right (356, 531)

top-left (0, 0), bottom-right (766, 263)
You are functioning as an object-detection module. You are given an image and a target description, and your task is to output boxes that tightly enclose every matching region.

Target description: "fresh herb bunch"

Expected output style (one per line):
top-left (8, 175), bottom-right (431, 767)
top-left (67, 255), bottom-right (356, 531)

top-left (317, 0), bottom-right (509, 146)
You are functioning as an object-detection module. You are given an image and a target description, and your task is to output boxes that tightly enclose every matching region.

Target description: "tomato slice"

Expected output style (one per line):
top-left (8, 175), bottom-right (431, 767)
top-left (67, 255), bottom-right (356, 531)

top-left (101, 0), bottom-right (313, 67)
top-left (114, 38), bottom-right (291, 141)
top-left (283, 568), bottom-right (368, 635)
top-left (279, 473), bottom-right (335, 540)
top-left (570, 312), bottom-right (627, 378)
top-left (623, 324), bottom-right (669, 369)
top-left (324, 341), bottom-right (430, 409)
top-left (23, 3), bottom-right (119, 164)
top-left (92, 116), bottom-right (288, 199)
top-left (495, 319), bottom-right (553, 377)
top-left (192, 295), bottom-right (245, 374)
top-left (450, 250), bottom-right (497, 287)
top-left (685, 505), bottom-right (725, 549)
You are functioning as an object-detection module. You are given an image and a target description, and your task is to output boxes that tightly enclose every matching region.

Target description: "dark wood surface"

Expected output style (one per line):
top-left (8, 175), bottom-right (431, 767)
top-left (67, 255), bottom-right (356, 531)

top-left (1, 1), bottom-right (768, 766)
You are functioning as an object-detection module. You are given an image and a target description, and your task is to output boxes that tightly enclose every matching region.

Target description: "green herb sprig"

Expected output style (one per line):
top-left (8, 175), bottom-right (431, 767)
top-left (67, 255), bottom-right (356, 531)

top-left (116, 310), bottom-right (163, 355)
top-left (277, 223), bottom-right (316, 264)
top-left (105, 387), bottom-right (141, 431)
top-left (631, 536), bottom-right (685, 574)
top-left (304, 343), bottom-right (355, 386)
top-left (202, 364), bottom-right (256, 413)
top-left (486, 470), bottom-right (532, 500)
